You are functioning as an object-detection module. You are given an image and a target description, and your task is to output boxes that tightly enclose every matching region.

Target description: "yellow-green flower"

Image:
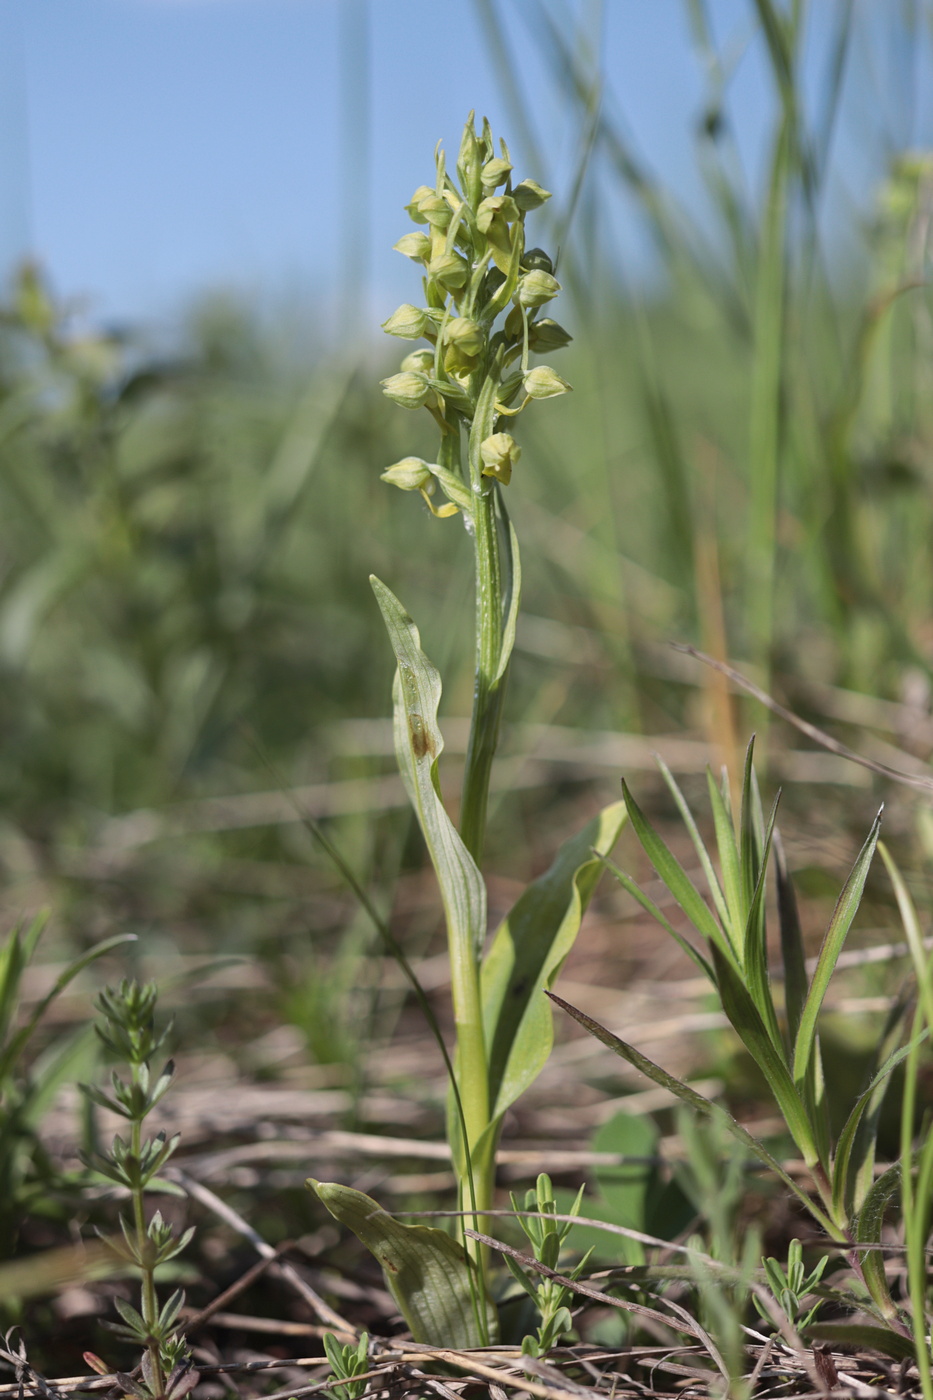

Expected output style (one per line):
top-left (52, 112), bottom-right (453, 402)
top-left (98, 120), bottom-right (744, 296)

top-left (523, 365), bottom-right (572, 399)
top-left (480, 432), bottom-right (521, 485)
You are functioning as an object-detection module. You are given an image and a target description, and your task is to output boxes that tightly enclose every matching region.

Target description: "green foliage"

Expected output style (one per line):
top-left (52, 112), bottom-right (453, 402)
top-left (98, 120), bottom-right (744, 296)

top-left (309, 1180), bottom-right (494, 1348)
top-left (322, 1330), bottom-right (370, 1400)
top-left (505, 1173), bottom-right (591, 1357)
top-left (82, 981), bottom-right (193, 1396)
top-left (754, 1238), bottom-right (827, 1333)
top-left (0, 917), bottom-right (132, 1263)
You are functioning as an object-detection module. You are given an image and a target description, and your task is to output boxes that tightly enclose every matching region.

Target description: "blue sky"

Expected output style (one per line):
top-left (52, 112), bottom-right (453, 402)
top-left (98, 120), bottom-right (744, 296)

top-left (0, 1), bottom-right (930, 339)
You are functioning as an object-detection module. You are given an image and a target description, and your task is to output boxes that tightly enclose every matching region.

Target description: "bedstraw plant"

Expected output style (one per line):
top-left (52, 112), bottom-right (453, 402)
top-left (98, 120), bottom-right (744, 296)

top-left (82, 981), bottom-right (195, 1400)
top-left (308, 114), bottom-right (626, 1346)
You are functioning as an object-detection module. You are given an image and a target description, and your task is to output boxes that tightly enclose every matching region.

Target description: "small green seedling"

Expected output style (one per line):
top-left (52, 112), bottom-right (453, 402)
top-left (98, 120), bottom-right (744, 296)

top-left (82, 981), bottom-right (194, 1399)
top-left (505, 1173), bottom-right (592, 1357)
top-left (754, 1238), bottom-right (827, 1332)
top-left (322, 1331), bottom-right (369, 1400)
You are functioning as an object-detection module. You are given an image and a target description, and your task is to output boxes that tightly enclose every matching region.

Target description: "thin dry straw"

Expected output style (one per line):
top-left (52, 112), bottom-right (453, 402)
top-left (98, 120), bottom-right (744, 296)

top-left (673, 643), bottom-right (933, 794)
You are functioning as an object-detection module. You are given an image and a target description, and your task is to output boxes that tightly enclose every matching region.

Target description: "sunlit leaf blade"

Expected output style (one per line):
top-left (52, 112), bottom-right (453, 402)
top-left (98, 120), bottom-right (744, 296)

top-left (879, 842), bottom-right (933, 1027)
top-left (481, 801), bottom-right (627, 1130)
top-left (657, 758), bottom-right (730, 933)
top-left (546, 991), bottom-right (839, 1235)
top-left (806, 1323), bottom-right (915, 1363)
top-left (0, 1238), bottom-right (120, 1301)
top-left (492, 510), bottom-right (521, 687)
top-left (709, 944), bottom-right (817, 1169)
top-left (706, 769), bottom-right (743, 951)
top-left (774, 829), bottom-right (808, 1047)
top-left (308, 1180), bottom-right (495, 1346)
top-left (370, 576), bottom-right (486, 961)
top-left (620, 779), bottom-right (732, 962)
top-left (793, 810), bottom-right (882, 1089)
top-left (741, 789), bottom-right (782, 1050)
top-left (739, 737), bottom-right (761, 918)
top-left (600, 856), bottom-right (715, 985)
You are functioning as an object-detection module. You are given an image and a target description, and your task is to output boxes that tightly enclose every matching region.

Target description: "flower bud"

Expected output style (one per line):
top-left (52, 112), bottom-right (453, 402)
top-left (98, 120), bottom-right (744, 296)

top-left (480, 432), bottom-right (521, 485)
top-left (381, 457), bottom-right (434, 491)
top-left (512, 179), bottom-right (551, 211)
top-left (400, 347), bottom-right (435, 373)
top-left (481, 156), bottom-right (512, 190)
top-left (393, 231), bottom-right (432, 262)
top-left (445, 317), bottom-right (484, 358)
top-left (516, 270), bottom-right (561, 308)
top-left (417, 193), bottom-right (452, 228)
top-left (428, 251), bottom-right (470, 293)
top-left (477, 194), bottom-right (520, 232)
top-left (523, 365), bottom-right (572, 399)
top-left (521, 246), bottom-right (554, 274)
top-left (504, 305), bottom-right (524, 342)
top-left (382, 304), bottom-right (429, 339)
top-left (380, 371), bottom-right (433, 409)
top-left (528, 317), bottom-right (572, 352)
top-left (405, 185), bottom-right (436, 223)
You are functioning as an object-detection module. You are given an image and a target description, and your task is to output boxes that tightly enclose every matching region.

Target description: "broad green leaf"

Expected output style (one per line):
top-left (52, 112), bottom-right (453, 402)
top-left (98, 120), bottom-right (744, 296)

top-left (709, 944), bottom-right (818, 1169)
top-left (856, 1162), bottom-right (901, 1324)
top-left (806, 1323), bottom-right (915, 1363)
top-left (308, 1180), bottom-right (494, 1346)
top-left (773, 830), bottom-right (808, 1048)
top-left (600, 857), bottom-right (715, 984)
top-left (546, 991), bottom-right (840, 1238)
top-left (620, 780), bottom-right (734, 965)
top-left (480, 801), bottom-right (626, 1137)
top-left (370, 577), bottom-right (486, 965)
top-left (793, 810), bottom-right (882, 1089)
top-left (657, 759), bottom-right (730, 934)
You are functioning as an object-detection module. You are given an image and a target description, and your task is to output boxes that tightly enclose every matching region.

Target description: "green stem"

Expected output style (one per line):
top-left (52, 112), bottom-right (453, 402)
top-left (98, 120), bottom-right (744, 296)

top-left (131, 1068), bottom-right (164, 1394)
top-left (460, 368), bottom-right (508, 865)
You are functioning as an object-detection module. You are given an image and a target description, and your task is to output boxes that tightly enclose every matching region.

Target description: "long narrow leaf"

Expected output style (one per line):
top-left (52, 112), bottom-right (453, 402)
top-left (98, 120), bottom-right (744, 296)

top-left (773, 829), bottom-right (808, 1047)
top-left (710, 943), bottom-right (818, 1169)
top-left (793, 810), bottom-right (882, 1088)
top-left (620, 779), bottom-right (733, 963)
top-left (600, 856), bottom-right (716, 985)
top-left (546, 991), bottom-right (841, 1238)
top-left (855, 1163), bottom-right (902, 1326)
top-left (741, 789), bottom-right (782, 1050)
top-left (657, 758), bottom-right (732, 934)
top-left (706, 769), bottom-right (744, 951)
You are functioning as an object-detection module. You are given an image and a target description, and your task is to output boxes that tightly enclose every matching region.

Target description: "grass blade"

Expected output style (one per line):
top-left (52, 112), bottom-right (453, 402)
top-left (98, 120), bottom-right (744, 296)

top-left (620, 778), bottom-right (732, 963)
top-left (773, 828), bottom-right (808, 1047)
top-left (600, 856), bottom-right (716, 984)
top-left (792, 809), bottom-right (882, 1089)
top-left (546, 991), bottom-right (840, 1237)
top-left (709, 943), bottom-right (816, 1169)
top-left (657, 758), bottom-right (730, 934)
